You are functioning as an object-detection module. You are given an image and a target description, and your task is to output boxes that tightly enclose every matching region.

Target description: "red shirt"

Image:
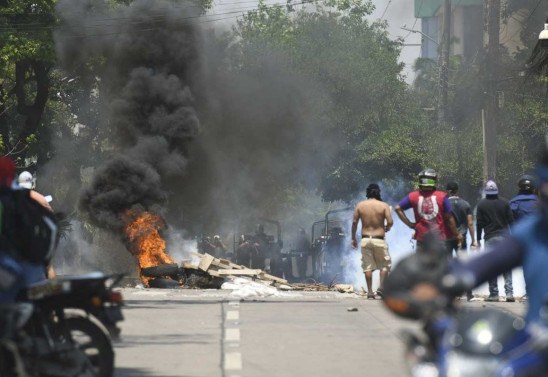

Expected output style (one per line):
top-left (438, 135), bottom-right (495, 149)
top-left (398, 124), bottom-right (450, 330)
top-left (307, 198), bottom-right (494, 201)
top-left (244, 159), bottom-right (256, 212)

top-left (399, 190), bottom-right (452, 241)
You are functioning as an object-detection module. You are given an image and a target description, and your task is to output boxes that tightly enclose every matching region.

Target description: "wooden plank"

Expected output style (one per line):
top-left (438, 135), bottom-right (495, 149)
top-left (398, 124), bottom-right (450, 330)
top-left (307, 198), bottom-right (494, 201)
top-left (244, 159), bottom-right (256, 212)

top-left (217, 259), bottom-right (245, 269)
top-left (207, 270), bottom-right (221, 277)
top-left (217, 269), bottom-right (262, 276)
top-left (257, 272), bottom-right (288, 284)
top-left (181, 262), bottom-right (199, 270)
top-left (211, 259), bottom-right (244, 270)
top-left (198, 253), bottom-right (215, 272)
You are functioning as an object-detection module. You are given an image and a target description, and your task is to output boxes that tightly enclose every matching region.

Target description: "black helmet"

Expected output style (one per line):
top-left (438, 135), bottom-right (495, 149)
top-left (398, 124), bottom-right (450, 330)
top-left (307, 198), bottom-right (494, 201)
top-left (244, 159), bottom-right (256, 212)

top-left (518, 175), bottom-right (536, 193)
top-left (418, 168), bottom-right (438, 188)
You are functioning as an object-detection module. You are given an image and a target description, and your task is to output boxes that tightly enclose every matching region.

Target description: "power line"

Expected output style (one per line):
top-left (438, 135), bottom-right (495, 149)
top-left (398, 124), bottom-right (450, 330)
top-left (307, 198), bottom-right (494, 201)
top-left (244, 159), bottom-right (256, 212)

top-left (401, 0), bottom-right (423, 40)
top-left (0, 0), bottom-right (315, 35)
top-left (379, 0), bottom-right (392, 21)
top-left (0, 0), bottom-right (293, 18)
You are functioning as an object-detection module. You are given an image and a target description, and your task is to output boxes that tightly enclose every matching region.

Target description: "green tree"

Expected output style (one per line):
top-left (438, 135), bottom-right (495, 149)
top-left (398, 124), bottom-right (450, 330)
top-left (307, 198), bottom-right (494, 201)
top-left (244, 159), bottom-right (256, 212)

top-left (228, 0), bottom-right (427, 202)
top-left (0, 0), bottom-right (56, 163)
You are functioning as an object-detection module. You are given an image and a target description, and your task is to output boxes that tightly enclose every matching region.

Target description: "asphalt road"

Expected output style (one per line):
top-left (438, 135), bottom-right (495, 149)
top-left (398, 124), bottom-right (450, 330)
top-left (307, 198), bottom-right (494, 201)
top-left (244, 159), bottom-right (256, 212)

top-left (113, 287), bottom-right (526, 377)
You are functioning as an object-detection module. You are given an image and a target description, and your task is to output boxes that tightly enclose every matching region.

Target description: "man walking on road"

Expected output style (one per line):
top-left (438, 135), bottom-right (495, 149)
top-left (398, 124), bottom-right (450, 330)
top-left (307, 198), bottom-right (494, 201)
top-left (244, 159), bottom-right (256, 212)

top-left (395, 169), bottom-right (462, 252)
top-left (446, 181), bottom-right (476, 300)
top-left (351, 183), bottom-right (393, 299)
top-left (476, 180), bottom-right (515, 302)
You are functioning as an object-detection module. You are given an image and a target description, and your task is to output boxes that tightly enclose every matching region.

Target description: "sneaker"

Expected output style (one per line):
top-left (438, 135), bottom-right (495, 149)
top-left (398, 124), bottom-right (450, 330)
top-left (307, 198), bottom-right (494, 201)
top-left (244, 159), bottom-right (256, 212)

top-left (485, 296), bottom-right (499, 302)
top-left (376, 288), bottom-right (384, 299)
top-left (466, 294), bottom-right (474, 302)
top-left (506, 296), bottom-right (515, 302)
top-left (367, 293), bottom-right (376, 300)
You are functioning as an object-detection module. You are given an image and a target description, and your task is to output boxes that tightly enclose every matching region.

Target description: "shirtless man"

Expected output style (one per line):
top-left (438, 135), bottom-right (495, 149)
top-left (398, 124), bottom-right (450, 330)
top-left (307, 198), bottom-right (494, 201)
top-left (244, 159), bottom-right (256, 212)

top-left (351, 183), bottom-right (393, 299)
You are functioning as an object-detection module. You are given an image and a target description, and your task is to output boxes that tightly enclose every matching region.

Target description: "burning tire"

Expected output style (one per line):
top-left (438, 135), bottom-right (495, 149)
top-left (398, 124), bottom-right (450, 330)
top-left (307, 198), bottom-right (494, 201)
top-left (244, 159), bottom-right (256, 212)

top-left (183, 271), bottom-right (224, 289)
top-left (148, 278), bottom-right (180, 288)
top-left (141, 263), bottom-right (180, 278)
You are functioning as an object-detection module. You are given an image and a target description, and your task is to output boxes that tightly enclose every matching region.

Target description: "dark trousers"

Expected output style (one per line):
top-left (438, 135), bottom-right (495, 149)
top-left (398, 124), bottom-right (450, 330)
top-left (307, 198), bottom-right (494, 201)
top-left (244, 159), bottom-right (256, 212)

top-left (488, 270), bottom-right (513, 296)
top-left (486, 237), bottom-right (513, 297)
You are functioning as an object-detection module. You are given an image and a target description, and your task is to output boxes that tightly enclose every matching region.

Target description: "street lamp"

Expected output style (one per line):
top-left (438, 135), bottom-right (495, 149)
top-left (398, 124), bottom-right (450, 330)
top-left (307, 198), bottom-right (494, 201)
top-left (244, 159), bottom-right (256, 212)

top-left (540, 21), bottom-right (548, 48)
top-left (400, 26), bottom-right (439, 46)
top-left (527, 20), bottom-right (548, 74)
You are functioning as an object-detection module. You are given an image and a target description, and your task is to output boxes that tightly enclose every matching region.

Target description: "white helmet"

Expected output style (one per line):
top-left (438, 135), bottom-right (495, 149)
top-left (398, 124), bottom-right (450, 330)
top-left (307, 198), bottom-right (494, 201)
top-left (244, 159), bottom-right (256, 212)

top-left (18, 171), bottom-right (35, 189)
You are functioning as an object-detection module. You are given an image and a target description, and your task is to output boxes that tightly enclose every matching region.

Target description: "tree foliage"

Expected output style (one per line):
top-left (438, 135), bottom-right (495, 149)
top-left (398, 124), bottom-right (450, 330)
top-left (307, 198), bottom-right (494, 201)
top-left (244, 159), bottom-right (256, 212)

top-left (0, 0), bottom-right (57, 164)
top-left (229, 0), bottom-right (426, 202)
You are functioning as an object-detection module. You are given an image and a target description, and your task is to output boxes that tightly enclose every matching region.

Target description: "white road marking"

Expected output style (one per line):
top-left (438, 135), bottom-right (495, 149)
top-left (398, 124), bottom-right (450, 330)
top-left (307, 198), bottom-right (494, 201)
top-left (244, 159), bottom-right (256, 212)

top-left (225, 328), bottom-right (240, 342)
top-left (224, 352), bottom-right (242, 370)
top-left (224, 301), bottom-right (242, 373)
top-left (226, 311), bottom-right (239, 321)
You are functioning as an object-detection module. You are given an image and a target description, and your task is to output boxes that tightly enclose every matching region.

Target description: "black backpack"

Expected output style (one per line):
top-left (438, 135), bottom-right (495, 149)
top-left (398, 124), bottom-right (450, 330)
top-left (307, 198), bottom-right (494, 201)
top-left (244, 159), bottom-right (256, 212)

top-left (0, 188), bottom-right (58, 265)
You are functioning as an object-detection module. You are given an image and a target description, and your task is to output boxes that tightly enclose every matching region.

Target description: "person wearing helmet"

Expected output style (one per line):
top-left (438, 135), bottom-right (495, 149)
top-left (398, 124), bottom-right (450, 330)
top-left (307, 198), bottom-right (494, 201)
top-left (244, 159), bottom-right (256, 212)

top-left (395, 169), bottom-right (462, 252)
top-left (17, 170), bottom-right (35, 189)
top-left (17, 171), bottom-right (52, 212)
top-left (212, 235), bottom-right (227, 259)
top-left (509, 175), bottom-right (539, 221)
top-left (0, 159), bottom-right (53, 302)
top-left (406, 145), bottom-right (548, 374)
top-left (16, 171), bottom-right (55, 279)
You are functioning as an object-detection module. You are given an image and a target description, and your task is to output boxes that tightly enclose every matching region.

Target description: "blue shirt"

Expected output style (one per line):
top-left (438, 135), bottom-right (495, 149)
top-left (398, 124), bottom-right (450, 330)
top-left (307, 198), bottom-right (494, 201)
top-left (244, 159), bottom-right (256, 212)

top-left (509, 194), bottom-right (539, 221)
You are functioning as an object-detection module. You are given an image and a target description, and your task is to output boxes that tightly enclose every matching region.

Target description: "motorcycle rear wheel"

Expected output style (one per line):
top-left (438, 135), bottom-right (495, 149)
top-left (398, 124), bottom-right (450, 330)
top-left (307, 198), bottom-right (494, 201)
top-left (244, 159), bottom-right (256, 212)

top-left (63, 317), bottom-right (114, 377)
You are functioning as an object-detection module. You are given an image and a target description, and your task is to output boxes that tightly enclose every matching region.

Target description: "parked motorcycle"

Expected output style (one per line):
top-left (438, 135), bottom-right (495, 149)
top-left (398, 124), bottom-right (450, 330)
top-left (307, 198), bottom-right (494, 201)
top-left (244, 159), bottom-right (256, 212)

top-left (383, 235), bottom-right (548, 377)
top-left (0, 273), bottom-right (124, 376)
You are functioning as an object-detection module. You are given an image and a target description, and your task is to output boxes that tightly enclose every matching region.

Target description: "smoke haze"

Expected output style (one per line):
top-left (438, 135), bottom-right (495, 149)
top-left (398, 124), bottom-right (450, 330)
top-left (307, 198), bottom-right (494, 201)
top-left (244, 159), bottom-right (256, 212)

top-left (51, 0), bottom-right (427, 284)
top-left (55, 0), bottom-right (201, 232)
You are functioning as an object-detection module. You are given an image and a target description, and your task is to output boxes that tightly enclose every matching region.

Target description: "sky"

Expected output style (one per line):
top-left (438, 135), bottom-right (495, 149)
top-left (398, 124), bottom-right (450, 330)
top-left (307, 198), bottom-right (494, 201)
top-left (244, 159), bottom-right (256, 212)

top-left (368, 0), bottom-right (422, 82)
top-left (206, 0), bottom-right (422, 83)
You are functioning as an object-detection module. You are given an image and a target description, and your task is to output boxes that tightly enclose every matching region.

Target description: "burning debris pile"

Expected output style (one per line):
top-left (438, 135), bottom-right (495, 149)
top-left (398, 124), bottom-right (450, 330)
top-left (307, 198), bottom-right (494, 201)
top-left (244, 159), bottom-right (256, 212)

top-left (55, 0), bottom-right (202, 273)
top-left (124, 210), bottom-right (174, 282)
top-left (140, 252), bottom-right (354, 292)
top-left (139, 253), bottom-right (289, 289)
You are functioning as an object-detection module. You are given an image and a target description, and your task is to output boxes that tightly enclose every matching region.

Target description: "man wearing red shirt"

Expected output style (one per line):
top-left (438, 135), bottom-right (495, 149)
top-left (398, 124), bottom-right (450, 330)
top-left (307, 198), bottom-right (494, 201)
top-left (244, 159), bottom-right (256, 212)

top-left (395, 169), bottom-right (461, 252)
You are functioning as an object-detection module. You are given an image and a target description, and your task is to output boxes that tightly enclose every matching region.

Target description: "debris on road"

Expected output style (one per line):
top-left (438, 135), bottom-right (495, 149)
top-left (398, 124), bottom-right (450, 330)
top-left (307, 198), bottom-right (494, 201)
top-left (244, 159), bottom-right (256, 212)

top-left (188, 253), bottom-right (355, 292)
top-left (189, 253), bottom-right (289, 286)
top-left (141, 253), bottom-right (360, 293)
top-left (221, 277), bottom-right (290, 298)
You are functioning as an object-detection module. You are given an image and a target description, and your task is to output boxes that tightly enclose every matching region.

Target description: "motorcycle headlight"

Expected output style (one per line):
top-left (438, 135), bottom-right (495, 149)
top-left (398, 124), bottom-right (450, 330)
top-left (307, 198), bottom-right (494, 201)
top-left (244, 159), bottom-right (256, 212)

top-left (445, 351), bottom-right (499, 377)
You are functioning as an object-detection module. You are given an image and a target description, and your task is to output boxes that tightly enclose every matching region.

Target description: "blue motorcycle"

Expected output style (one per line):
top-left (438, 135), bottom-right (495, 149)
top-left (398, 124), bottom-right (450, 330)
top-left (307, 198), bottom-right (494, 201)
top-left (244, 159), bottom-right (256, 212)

top-left (383, 236), bottom-right (548, 377)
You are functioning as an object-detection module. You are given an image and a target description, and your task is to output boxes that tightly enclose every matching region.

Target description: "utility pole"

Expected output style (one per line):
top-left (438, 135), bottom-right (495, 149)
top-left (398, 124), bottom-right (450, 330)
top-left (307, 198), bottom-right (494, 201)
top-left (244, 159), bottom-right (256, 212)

top-left (438, 0), bottom-right (451, 125)
top-left (483, 0), bottom-right (500, 182)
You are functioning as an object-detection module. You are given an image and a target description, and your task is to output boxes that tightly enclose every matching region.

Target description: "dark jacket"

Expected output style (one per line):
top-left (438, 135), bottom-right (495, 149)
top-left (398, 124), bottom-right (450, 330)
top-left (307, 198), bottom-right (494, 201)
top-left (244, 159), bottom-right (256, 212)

top-left (476, 196), bottom-right (514, 240)
top-left (509, 194), bottom-right (539, 221)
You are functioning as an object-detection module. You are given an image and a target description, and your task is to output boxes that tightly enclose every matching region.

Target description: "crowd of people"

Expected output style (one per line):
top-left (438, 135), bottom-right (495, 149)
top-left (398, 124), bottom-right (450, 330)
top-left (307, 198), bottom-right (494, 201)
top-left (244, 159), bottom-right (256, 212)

top-left (352, 166), bottom-right (542, 304)
top-left (3, 149), bottom-right (546, 334)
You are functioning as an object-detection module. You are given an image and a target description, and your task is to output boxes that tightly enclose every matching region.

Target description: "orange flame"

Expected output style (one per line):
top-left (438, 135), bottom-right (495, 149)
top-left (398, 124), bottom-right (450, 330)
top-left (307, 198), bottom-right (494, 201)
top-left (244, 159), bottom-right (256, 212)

top-left (124, 210), bottom-right (174, 285)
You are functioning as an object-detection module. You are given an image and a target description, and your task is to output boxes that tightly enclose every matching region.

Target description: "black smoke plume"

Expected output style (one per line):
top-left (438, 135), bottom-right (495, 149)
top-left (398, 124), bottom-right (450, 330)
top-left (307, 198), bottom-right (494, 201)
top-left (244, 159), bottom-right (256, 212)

top-left (55, 0), bottom-right (201, 231)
